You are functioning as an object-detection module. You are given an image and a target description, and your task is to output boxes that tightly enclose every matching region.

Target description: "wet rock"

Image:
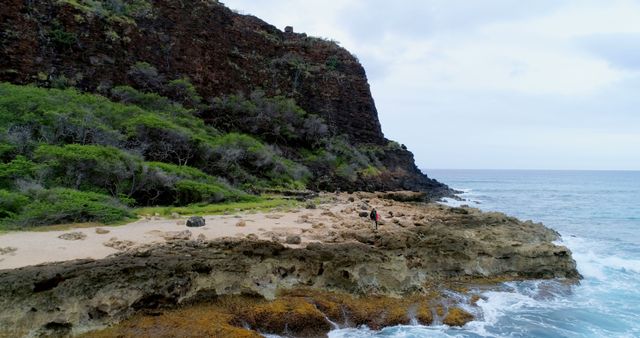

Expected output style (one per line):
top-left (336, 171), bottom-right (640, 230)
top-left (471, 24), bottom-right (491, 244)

top-left (442, 307), bottom-right (473, 327)
top-left (240, 298), bottom-right (331, 336)
top-left (186, 216), bottom-right (205, 227)
top-left (416, 304), bottom-right (433, 324)
top-left (236, 220), bottom-right (247, 227)
top-left (58, 232), bottom-right (86, 241)
top-left (95, 228), bottom-right (110, 234)
top-left (358, 211), bottom-right (369, 218)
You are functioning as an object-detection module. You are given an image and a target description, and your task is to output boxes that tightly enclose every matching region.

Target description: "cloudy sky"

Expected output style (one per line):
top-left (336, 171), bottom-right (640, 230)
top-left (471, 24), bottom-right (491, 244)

top-left (225, 0), bottom-right (640, 170)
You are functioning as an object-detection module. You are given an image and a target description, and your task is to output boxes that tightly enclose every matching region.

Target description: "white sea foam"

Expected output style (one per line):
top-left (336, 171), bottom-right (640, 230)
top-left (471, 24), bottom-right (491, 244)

top-left (559, 235), bottom-right (640, 280)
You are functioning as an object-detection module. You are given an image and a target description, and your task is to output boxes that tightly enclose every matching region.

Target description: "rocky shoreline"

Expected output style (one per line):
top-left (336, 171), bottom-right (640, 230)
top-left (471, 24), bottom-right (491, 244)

top-left (0, 192), bottom-right (580, 337)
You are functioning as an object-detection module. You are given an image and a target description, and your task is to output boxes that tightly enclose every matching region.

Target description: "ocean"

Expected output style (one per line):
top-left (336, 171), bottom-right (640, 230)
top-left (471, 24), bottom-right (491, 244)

top-left (328, 169), bottom-right (640, 338)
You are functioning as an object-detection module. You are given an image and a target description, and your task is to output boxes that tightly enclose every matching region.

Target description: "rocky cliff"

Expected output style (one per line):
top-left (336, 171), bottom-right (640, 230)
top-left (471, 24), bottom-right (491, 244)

top-left (0, 0), bottom-right (448, 195)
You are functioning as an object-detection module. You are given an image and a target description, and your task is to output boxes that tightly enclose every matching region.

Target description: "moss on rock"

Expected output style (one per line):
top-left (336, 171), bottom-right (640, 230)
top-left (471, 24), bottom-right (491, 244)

top-left (442, 307), bottom-right (474, 327)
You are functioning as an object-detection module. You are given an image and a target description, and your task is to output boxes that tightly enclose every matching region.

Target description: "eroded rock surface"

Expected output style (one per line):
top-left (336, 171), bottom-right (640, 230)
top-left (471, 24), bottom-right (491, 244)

top-left (0, 202), bottom-right (579, 337)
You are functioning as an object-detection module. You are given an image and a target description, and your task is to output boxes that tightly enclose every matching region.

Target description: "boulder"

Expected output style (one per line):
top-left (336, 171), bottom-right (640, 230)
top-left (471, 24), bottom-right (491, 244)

top-left (186, 216), bottom-right (205, 227)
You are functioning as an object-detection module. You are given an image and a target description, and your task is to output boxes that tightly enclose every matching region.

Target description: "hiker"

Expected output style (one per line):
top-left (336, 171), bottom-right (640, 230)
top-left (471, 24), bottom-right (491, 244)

top-left (369, 208), bottom-right (379, 230)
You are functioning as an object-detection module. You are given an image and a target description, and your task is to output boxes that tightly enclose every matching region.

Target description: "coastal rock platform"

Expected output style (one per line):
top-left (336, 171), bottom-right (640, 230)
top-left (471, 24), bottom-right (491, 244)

top-left (0, 192), bottom-right (580, 337)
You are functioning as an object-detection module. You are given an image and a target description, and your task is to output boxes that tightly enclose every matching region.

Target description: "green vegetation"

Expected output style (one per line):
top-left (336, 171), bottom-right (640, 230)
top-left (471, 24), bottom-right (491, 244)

top-left (0, 188), bottom-right (133, 229)
top-left (135, 197), bottom-right (295, 217)
top-left (57, 0), bottom-right (154, 24)
top-left (0, 81), bottom-right (386, 228)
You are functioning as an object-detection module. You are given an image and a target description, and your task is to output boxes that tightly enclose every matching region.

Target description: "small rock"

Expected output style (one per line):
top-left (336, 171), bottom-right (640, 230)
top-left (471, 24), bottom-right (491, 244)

top-left (285, 235), bottom-right (302, 244)
top-left (170, 212), bottom-right (181, 219)
top-left (0, 247), bottom-right (17, 255)
top-left (321, 210), bottom-right (336, 217)
top-left (196, 233), bottom-right (207, 242)
top-left (162, 230), bottom-right (192, 241)
top-left (271, 235), bottom-right (281, 243)
top-left (347, 197), bottom-right (355, 202)
top-left (305, 201), bottom-right (317, 209)
top-left (265, 214), bottom-right (283, 219)
top-left (236, 220), bottom-right (247, 227)
top-left (358, 211), bottom-right (369, 218)
top-left (95, 228), bottom-right (110, 234)
top-left (103, 237), bottom-right (136, 251)
top-left (58, 232), bottom-right (87, 241)
top-left (186, 216), bottom-right (205, 227)
top-left (246, 233), bottom-right (259, 240)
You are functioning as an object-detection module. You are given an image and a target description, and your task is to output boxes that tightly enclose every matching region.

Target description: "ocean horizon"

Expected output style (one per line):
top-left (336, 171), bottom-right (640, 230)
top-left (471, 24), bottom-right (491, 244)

top-left (328, 169), bottom-right (640, 337)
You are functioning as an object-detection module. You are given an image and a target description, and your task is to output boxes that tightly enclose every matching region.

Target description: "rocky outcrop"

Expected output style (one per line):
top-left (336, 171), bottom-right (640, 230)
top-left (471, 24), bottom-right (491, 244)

top-left (0, 0), bottom-right (448, 195)
top-left (0, 203), bottom-right (579, 337)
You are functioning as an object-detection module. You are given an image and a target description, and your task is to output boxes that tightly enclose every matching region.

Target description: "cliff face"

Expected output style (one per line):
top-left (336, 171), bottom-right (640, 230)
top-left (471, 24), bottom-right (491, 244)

top-left (0, 0), bottom-right (447, 195)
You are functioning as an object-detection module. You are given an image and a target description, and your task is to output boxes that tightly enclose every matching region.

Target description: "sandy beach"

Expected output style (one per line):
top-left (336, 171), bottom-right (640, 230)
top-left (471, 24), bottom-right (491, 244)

top-left (0, 193), bottom-right (386, 270)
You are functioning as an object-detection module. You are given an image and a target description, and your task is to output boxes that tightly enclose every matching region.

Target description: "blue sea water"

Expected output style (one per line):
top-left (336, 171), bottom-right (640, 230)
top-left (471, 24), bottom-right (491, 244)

top-left (329, 170), bottom-right (640, 338)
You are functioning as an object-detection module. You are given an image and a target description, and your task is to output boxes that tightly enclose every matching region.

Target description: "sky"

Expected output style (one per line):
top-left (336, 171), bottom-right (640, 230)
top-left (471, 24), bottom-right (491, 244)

top-left (224, 0), bottom-right (640, 170)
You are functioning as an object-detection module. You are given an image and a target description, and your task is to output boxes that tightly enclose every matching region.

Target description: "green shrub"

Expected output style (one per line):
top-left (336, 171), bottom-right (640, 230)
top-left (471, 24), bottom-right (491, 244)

top-left (175, 180), bottom-right (249, 205)
top-left (58, 0), bottom-right (154, 24)
top-left (0, 156), bottom-right (38, 188)
top-left (0, 190), bottom-right (29, 219)
top-left (210, 90), bottom-right (329, 147)
top-left (146, 161), bottom-right (211, 181)
top-left (49, 28), bottom-right (77, 47)
top-left (34, 144), bottom-right (142, 196)
top-left (166, 78), bottom-right (202, 107)
top-left (128, 62), bottom-right (163, 90)
top-left (206, 133), bottom-right (310, 189)
top-left (143, 162), bottom-right (252, 205)
top-left (111, 85), bottom-right (178, 113)
top-left (3, 188), bottom-right (132, 227)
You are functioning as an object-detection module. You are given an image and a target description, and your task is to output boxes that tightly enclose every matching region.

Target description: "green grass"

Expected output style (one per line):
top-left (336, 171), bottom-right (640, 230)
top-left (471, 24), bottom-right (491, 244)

top-left (135, 196), bottom-right (298, 217)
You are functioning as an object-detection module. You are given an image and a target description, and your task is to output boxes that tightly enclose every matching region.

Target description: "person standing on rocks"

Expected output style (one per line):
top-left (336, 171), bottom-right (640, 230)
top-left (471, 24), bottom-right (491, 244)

top-left (370, 208), bottom-right (379, 230)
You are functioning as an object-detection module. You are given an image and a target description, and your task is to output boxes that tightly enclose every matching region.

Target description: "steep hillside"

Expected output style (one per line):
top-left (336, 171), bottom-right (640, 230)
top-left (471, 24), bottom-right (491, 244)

top-left (0, 0), bottom-right (450, 226)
